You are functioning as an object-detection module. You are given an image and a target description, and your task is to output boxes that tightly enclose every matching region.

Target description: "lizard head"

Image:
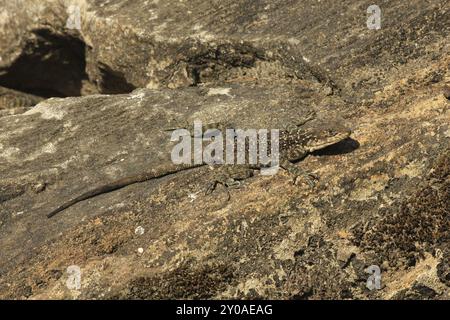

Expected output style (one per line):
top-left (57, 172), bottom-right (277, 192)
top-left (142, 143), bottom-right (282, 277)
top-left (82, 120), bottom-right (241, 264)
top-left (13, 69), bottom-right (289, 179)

top-left (302, 121), bottom-right (352, 153)
top-left (280, 120), bottom-right (352, 161)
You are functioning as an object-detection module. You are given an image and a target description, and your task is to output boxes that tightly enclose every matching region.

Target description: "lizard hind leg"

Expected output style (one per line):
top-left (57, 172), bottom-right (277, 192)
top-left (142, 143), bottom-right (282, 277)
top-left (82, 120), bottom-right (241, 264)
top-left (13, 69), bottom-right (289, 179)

top-left (280, 159), bottom-right (319, 187)
top-left (204, 166), bottom-right (254, 199)
top-left (204, 178), bottom-right (237, 202)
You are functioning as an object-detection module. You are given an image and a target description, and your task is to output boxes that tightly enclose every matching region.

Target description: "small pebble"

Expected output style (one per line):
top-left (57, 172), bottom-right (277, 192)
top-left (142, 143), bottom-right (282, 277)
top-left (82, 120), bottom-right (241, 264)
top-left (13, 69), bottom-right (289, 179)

top-left (135, 226), bottom-right (145, 235)
top-left (137, 248), bottom-right (144, 254)
top-left (32, 182), bottom-right (46, 193)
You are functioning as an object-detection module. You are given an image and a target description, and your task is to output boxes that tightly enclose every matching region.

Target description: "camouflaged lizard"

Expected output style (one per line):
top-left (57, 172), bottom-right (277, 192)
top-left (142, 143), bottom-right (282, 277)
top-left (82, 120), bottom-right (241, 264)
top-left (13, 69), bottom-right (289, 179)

top-left (46, 115), bottom-right (351, 218)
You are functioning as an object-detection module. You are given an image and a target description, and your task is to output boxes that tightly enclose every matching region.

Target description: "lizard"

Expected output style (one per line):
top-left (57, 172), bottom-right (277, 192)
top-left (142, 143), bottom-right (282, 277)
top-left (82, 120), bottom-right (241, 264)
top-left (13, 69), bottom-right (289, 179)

top-left (203, 115), bottom-right (351, 194)
top-left (46, 115), bottom-right (351, 218)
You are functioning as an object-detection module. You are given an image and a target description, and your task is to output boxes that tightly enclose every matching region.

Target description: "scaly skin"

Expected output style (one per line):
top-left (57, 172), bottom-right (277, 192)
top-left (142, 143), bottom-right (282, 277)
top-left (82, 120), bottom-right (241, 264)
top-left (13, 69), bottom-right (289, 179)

top-left (47, 117), bottom-right (351, 218)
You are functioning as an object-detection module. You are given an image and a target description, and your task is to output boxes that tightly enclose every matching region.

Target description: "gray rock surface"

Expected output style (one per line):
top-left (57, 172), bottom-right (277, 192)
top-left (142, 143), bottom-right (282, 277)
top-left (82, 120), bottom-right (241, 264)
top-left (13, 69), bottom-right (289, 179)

top-left (0, 0), bottom-right (448, 299)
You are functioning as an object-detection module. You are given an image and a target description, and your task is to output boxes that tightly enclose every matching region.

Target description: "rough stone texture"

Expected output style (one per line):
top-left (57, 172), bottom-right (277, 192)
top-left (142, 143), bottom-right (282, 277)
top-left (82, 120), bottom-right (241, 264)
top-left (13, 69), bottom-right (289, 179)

top-left (0, 0), bottom-right (449, 299)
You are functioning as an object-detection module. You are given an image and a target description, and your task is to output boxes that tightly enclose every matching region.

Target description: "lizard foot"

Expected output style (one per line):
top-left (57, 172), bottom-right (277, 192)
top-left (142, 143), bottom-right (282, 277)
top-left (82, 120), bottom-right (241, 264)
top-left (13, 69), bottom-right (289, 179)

top-left (205, 166), bottom-right (253, 197)
top-left (205, 178), bottom-right (242, 195)
top-left (285, 166), bottom-right (319, 187)
top-left (293, 172), bottom-right (319, 187)
top-left (281, 160), bottom-right (319, 187)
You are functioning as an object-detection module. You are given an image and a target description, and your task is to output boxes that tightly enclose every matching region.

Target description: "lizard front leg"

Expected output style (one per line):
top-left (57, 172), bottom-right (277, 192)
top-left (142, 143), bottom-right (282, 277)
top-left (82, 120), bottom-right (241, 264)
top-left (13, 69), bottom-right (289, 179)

top-left (280, 158), bottom-right (319, 187)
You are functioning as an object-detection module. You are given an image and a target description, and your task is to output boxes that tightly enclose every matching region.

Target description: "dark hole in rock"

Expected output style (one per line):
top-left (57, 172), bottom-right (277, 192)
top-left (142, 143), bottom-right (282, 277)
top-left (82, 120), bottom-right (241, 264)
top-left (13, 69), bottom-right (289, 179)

top-left (0, 28), bottom-right (89, 98)
top-left (96, 62), bottom-right (136, 94)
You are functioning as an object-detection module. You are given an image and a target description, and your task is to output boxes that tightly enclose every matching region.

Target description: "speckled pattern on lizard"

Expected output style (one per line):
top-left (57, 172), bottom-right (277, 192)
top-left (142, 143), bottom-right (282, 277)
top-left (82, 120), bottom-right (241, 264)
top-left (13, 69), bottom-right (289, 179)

top-left (46, 115), bottom-right (351, 218)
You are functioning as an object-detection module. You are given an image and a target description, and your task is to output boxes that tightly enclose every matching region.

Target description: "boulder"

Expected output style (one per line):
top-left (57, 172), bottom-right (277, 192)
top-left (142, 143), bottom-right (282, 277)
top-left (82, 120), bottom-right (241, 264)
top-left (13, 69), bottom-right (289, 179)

top-left (0, 0), bottom-right (448, 299)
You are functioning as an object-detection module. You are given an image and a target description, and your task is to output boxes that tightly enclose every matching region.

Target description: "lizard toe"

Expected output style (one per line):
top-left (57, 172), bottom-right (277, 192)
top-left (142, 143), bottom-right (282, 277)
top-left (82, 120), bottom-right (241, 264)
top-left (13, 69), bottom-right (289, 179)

top-left (226, 180), bottom-right (242, 189)
top-left (205, 181), bottom-right (218, 195)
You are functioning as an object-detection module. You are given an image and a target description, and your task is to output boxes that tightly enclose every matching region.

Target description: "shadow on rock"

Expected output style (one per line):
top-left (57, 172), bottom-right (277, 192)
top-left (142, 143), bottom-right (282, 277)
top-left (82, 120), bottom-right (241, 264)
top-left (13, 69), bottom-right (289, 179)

top-left (313, 137), bottom-right (360, 156)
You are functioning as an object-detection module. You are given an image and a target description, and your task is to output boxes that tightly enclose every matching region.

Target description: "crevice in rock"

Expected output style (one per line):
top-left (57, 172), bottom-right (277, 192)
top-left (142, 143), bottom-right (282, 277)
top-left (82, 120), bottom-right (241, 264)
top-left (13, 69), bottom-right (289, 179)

top-left (180, 43), bottom-right (266, 86)
top-left (0, 28), bottom-right (88, 98)
top-left (95, 62), bottom-right (137, 94)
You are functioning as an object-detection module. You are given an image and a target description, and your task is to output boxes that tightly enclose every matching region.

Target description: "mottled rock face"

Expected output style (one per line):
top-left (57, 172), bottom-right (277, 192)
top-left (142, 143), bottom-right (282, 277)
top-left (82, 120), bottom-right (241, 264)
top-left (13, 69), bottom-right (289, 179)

top-left (0, 0), bottom-right (449, 300)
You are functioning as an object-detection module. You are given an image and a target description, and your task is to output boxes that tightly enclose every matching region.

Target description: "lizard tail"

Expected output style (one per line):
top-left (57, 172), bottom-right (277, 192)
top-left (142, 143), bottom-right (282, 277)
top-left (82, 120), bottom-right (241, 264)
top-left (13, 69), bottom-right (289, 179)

top-left (46, 181), bottom-right (132, 218)
top-left (47, 164), bottom-right (203, 218)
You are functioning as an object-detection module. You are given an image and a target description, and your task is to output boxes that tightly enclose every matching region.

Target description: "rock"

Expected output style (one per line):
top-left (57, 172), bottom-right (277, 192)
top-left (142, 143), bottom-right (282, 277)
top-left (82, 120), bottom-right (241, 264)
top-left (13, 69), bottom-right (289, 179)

top-left (0, 0), bottom-right (333, 95)
top-left (0, 0), bottom-right (449, 300)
